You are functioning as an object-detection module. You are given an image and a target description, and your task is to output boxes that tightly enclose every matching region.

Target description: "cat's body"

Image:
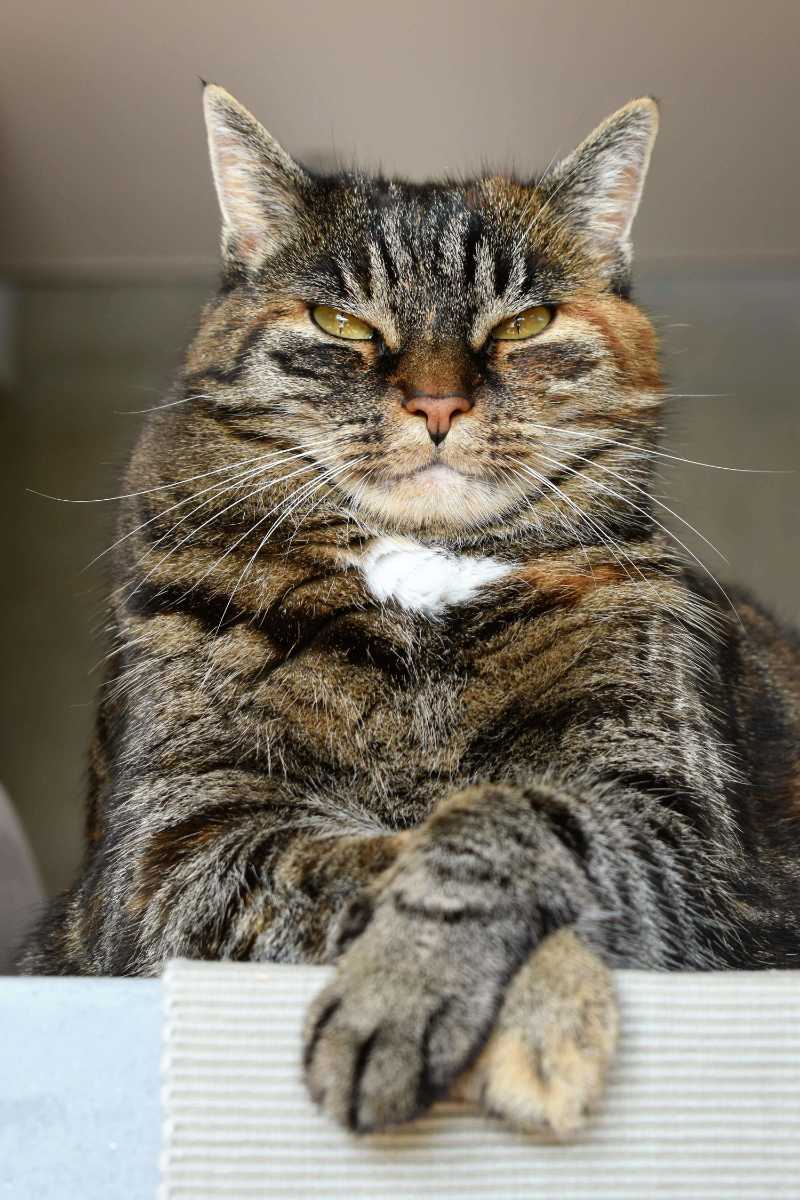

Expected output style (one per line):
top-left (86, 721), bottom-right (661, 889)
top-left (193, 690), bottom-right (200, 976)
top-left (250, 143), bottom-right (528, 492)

top-left (22, 89), bottom-right (800, 1135)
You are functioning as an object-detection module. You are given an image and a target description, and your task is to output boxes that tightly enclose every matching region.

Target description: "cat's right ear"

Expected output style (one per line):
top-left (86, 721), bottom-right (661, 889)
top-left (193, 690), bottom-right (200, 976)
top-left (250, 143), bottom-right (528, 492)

top-left (203, 84), bottom-right (309, 273)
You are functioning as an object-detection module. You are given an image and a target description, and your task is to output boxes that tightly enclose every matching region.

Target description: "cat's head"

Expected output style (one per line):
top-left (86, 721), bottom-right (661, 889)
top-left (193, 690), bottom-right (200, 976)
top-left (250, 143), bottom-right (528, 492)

top-left (185, 86), bottom-right (661, 546)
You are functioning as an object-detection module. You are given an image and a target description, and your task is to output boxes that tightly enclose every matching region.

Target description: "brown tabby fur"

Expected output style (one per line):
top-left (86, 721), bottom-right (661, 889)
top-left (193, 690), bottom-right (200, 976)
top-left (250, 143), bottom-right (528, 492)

top-left (22, 88), bottom-right (800, 1137)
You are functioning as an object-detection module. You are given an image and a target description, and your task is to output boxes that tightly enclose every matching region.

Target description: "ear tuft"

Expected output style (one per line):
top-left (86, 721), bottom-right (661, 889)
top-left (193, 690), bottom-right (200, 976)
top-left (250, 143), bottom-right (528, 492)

top-left (542, 98), bottom-right (659, 289)
top-left (202, 85), bottom-right (308, 273)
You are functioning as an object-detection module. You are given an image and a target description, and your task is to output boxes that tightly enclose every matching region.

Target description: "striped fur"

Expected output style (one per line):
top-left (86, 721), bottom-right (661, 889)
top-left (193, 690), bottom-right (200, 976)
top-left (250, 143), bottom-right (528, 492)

top-left (21, 90), bottom-right (800, 1135)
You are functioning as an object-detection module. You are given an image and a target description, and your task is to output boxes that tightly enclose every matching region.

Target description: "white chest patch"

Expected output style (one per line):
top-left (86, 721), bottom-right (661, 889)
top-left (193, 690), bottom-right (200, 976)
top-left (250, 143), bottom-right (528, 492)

top-left (360, 536), bottom-right (513, 617)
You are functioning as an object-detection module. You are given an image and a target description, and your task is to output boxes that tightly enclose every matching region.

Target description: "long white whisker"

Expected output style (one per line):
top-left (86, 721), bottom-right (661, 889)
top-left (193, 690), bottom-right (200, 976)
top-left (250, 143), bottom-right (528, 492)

top-left (527, 419), bottom-right (787, 475)
top-left (522, 450), bottom-right (742, 625)
top-left (85, 434), bottom-right (346, 571)
top-left (180, 456), bottom-right (366, 614)
top-left (505, 465), bottom-right (594, 575)
top-left (509, 457), bottom-right (654, 592)
top-left (27, 450), bottom-right (281, 505)
top-left (659, 393), bottom-right (729, 401)
top-left (125, 452), bottom-right (341, 601)
top-left (234, 456), bottom-right (369, 592)
top-left (101, 457), bottom-right (357, 705)
top-left (126, 437), bottom-right (348, 570)
top-left (114, 389), bottom-right (224, 415)
top-left (287, 457), bottom-right (376, 549)
top-left (335, 463), bottom-right (383, 542)
top-left (199, 456), bottom-right (368, 686)
top-left (510, 463), bottom-right (706, 637)
top-left (536, 444), bottom-right (728, 564)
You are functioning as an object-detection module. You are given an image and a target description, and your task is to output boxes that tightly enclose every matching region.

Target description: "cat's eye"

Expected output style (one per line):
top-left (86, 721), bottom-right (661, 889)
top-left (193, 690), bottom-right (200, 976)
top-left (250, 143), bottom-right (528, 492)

top-left (491, 305), bottom-right (553, 341)
top-left (311, 305), bottom-right (375, 341)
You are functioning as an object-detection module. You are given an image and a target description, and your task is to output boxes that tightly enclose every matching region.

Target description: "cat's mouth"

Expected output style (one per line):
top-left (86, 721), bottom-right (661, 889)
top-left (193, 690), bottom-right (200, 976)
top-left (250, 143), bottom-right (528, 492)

top-left (376, 462), bottom-right (472, 486)
top-left (346, 457), bottom-right (519, 532)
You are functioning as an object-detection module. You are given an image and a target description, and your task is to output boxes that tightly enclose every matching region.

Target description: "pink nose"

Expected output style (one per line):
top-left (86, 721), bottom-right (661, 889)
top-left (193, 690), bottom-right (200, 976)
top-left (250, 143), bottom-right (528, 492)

top-left (403, 394), bottom-right (473, 445)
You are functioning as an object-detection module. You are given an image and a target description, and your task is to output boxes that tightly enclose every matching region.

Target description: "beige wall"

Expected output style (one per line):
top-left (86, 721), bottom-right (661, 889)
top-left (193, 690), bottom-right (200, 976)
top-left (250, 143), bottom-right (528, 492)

top-left (1, 0), bottom-right (799, 276)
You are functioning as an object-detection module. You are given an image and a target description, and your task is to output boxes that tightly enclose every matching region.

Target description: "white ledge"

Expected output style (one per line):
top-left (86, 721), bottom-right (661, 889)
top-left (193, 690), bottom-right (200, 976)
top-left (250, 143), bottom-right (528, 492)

top-left (161, 960), bottom-right (800, 1199)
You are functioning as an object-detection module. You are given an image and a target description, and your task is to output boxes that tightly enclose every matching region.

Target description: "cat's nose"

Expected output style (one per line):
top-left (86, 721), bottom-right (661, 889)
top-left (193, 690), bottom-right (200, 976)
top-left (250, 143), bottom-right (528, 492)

top-left (402, 393), bottom-right (473, 445)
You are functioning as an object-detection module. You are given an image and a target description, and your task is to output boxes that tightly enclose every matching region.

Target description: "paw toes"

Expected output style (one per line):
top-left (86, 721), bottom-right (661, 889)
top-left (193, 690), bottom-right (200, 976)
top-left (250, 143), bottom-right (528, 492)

top-left (489, 1035), bottom-right (575, 1137)
top-left (477, 1031), bottom-right (598, 1139)
top-left (304, 993), bottom-right (425, 1133)
top-left (353, 1028), bottom-right (423, 1132)
top-left (305, 1020), bottom-right (360, 1126)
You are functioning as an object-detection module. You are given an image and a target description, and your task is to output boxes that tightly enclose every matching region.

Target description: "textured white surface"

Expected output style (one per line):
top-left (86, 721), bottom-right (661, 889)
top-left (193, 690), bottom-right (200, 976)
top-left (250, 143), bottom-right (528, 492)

top-left (361, 536), bottom-right (512, 616)
top-left (161, 959), bottom-right (800, 1199)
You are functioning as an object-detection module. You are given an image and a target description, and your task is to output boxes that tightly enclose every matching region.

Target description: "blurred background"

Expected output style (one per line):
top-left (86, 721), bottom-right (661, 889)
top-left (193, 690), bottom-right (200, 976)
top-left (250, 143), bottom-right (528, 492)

top-left (0, 0), bottom-right (798, 928)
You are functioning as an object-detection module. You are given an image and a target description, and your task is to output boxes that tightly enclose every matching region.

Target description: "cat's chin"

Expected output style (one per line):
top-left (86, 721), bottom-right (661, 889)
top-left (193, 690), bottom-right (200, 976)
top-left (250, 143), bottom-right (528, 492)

top-left (347, 462), bottom-right (517, 532)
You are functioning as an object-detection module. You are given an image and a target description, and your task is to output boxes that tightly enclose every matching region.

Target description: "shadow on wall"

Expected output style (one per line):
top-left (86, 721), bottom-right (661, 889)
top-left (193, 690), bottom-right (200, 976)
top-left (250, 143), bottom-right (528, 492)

top-left (0, 261), bottom-right (798, 898)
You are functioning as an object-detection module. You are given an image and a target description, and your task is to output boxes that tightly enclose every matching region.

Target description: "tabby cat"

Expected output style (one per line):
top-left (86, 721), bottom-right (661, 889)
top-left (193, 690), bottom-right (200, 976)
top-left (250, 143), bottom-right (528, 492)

top-left (22, 87), bottom-right (800, 1138)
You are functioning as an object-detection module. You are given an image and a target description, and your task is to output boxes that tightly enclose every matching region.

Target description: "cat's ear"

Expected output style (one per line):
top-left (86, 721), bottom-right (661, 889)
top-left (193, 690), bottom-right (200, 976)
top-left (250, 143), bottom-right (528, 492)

top-left (203, 84), bottom-right (309, 272)
top-left (541, 98), bottom-right (659, 287)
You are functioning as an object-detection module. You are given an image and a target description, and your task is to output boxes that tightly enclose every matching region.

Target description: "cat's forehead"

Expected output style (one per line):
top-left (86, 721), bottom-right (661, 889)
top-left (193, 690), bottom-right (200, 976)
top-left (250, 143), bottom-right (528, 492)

top-left (306, 173), bottom-right (570, 321)
top-left (326, 175), bottom-right (526, 260)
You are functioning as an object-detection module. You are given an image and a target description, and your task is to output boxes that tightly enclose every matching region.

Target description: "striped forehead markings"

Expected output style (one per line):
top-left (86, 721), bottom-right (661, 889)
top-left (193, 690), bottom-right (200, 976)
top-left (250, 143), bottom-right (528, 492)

top-left (373, 227), bottom-right (399, 290)
top-left (356, 205), bottom-right (525, 317)
top-left (463, 211), bottom-right (484, 287)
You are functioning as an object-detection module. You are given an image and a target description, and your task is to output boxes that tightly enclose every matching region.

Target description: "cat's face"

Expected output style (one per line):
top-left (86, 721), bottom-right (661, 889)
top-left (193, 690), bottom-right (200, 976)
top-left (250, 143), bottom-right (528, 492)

top-left (187, 89), bottom-right (661, 543)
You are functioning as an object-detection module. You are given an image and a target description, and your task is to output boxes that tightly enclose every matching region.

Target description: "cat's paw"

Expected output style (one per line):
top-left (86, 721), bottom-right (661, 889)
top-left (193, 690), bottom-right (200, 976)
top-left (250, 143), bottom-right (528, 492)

top-left (303, 903), bottom-right (507, 1133)
top-left (453, 929), bottom-right (618, 1140)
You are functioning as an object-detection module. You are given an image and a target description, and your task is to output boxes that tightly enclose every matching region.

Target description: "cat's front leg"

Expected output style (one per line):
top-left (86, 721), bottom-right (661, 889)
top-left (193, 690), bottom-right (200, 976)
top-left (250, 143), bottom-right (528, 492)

top-left (453, 928), bottom-right (618, 1139)
top-left (303, 782), bottom-right (600, 1133)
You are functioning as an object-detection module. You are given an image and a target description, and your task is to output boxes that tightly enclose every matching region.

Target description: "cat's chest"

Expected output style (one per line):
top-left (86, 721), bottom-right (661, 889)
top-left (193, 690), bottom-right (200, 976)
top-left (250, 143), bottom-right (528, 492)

top-left (357, 536), bottom-right (513, 617)
top-left (233, 538), bottom-right (517, 771)
top-left (216, 535), bottom-right (611, 821)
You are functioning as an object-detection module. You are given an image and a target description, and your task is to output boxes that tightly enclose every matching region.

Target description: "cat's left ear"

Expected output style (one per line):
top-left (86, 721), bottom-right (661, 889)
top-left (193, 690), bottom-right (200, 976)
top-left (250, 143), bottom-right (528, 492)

top-left (541, 98), bottom-right (659, 288)
top-left (203, 84), bottom-right (310, 273)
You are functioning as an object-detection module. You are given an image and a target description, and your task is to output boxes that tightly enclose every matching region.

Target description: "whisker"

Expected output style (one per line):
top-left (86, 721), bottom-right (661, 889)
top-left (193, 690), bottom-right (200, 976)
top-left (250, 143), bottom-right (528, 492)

top-left (503, 464), bottom-right (590, 568)
top-left (85, 433), bottom-right (347, 571)
top-left (521, 450), bottom-right (743, 626)
top-left (508, 462), bottom-right (709, 634)
top-left (125, 451), bottom-right (343, 601)
top-left (126, 437), bottom-right (348, 569)
top-left (114, 389), bottom-right (224, 415)
top-left (659, 392), bottom-right (728, 401)
top-left (527, 419), bottom-right (789, 475)
top-left (509, 457), bottom-right (655, 593)
top-left (294, 460), bottom-right (378, 549)
top-left (336, 463), bottom-right (383, 543)
top-left (199, 456), bottom-right (368, 686)
top-left (535, 444), bottom-right (729, 564)
top-left (510, 466), bottom-right (598, 578)
top-left (28, 450), bottom-right (277, 505)
top-left (176, 455), bottom-right (365, 614)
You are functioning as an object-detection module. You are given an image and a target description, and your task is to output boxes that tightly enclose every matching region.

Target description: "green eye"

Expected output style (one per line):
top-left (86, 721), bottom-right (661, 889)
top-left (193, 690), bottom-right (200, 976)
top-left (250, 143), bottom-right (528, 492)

top-left (311, 305), bottom-right (375, 341)
top-left (492, 305), bottom-right (553, 341)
